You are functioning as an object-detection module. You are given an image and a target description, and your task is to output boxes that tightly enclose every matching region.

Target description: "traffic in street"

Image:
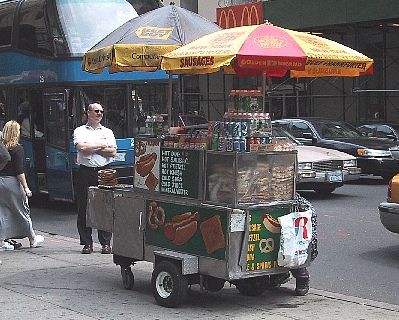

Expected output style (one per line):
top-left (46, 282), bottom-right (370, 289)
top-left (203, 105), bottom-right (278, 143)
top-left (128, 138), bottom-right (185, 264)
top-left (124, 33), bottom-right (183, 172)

top-left (28, 175), bottom-right (399, 306)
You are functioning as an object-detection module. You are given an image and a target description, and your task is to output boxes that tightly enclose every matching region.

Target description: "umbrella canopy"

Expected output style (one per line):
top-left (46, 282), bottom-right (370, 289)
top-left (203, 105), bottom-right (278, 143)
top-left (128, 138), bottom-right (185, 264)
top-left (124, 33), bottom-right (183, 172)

top-left (160, 23), bottom-right (374, 78)
top-left (82, 5), bottom-right (221, 74)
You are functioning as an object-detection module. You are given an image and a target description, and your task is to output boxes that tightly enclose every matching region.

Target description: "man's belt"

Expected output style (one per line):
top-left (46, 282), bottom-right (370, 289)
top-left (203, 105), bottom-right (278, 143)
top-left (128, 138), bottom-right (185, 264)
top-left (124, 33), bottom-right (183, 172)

top-left (79, 165), bottom-right (110, 171)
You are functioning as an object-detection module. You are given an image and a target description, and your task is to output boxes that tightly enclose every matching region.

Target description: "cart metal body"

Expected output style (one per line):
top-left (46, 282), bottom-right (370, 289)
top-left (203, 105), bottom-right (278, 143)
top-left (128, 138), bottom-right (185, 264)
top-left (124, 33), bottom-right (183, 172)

top-left (87, 138), bottom-right (309, 307)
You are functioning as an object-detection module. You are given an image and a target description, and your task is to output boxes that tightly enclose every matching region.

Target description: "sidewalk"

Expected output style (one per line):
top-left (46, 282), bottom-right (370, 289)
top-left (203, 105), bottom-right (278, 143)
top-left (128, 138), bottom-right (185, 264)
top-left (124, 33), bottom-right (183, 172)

top-left (1, 232), bottom-right (399, 320)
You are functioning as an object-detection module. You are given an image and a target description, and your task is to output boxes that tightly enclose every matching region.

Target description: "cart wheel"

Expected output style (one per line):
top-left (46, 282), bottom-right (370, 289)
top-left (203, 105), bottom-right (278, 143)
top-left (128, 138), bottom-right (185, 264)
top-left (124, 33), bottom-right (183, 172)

top-left (235, 276), bottom-right (268, 296)
top-left (204, 276), bottom-right (225, 292)
top-left (121, 266), bottom-right (134, 290)
top-left (151, 261), bottom-right (188, 308)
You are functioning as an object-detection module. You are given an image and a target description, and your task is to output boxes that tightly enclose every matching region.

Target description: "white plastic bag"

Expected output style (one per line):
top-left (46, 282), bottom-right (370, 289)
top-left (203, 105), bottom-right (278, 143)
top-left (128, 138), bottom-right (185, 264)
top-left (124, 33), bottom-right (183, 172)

top-left (277, 209), bottom-right (312, 268)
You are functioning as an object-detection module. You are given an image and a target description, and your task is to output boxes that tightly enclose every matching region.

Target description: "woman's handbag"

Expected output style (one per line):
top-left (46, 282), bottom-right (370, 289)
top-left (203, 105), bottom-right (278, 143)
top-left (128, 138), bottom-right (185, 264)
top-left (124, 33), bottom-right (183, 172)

top-left (277, 209), bottom-right (312, 268)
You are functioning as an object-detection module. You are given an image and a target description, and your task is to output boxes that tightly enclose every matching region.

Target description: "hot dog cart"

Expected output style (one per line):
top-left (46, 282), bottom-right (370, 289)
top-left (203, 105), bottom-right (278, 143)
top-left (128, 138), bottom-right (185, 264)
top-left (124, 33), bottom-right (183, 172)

top-left (87, 115), bottom-right (311, 308)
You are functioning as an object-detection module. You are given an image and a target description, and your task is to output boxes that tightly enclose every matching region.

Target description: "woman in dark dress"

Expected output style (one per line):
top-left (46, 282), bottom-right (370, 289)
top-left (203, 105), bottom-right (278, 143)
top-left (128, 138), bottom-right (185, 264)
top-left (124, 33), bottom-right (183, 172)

top-left (0, 120), bottom-right (44, 250)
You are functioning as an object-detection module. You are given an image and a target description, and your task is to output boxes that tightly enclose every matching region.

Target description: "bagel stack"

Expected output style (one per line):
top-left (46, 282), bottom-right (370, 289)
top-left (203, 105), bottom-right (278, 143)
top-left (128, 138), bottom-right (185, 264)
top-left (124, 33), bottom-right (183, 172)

top-left (98, 169), bottom-right (118, 187)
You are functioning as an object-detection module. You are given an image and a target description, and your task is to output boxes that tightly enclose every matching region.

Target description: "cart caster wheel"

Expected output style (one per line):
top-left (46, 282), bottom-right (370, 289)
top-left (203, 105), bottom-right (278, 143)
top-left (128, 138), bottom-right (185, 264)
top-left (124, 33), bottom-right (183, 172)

top-left (235, 276), bottom-right (268, 296)
top-left (121, 266), bottom-right (134, 290)
top-left (204, 276), bottom-right (225, 292)
top-left (151, 261), bottom-right (188, 308)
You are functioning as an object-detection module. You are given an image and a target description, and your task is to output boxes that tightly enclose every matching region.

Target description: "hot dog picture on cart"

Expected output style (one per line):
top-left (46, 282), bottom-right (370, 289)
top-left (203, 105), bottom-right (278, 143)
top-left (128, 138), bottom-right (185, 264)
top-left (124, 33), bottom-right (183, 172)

top-left (146, 200), bottom-right (227, 259)
top-left (134, 139), bottom-right (160, 191)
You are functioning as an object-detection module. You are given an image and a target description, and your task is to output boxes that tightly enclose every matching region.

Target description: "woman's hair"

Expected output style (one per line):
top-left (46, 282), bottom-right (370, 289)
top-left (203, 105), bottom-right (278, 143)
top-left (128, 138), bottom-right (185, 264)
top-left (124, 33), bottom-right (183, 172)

top-left (1, 120), bottom-right (20, 150)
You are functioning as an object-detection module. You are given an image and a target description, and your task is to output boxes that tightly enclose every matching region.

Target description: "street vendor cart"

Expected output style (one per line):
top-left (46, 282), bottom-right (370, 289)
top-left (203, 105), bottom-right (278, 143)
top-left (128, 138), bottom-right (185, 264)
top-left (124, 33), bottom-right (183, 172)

top-left (87, 109), bottom-right (313, 308)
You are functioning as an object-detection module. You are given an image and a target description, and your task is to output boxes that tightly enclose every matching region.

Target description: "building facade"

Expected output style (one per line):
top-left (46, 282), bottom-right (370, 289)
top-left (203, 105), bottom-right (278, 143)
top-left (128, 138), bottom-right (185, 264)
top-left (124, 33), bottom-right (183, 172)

top-left (172, 0), bottom-right (399, 125)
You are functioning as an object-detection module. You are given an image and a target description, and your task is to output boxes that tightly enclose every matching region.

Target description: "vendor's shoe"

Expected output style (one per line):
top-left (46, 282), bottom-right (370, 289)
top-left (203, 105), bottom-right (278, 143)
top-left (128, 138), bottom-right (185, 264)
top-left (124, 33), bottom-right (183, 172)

top-left (295, 278), bottom-right (310, 296)
top-left (101, 245), bottom-right (112, 254)
top-left (0, 242), bottom-right (14, 251)
top-left (6, 239), bottom-right (22, 249)
top-left (82, 244), bottom-right (93, 254)
top-left (30, 235), bottom-right (45, 248)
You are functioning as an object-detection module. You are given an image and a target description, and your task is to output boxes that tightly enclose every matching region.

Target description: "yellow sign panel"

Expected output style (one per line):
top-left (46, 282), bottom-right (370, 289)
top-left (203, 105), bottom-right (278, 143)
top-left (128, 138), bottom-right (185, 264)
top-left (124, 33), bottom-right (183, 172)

top-left (135, 27), bottom-right (174, 40)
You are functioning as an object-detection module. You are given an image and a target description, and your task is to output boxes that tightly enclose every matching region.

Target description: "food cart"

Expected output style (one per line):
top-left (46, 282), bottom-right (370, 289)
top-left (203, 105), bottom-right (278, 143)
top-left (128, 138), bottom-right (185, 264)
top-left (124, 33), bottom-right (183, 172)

top-left (86, 109), bottom-right (310, 308)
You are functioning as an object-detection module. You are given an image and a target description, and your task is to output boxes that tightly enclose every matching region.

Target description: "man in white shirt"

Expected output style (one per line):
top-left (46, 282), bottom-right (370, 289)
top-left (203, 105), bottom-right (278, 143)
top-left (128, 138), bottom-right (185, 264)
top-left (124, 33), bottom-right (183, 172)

top-left (73, 103), bottom-right (117, 254)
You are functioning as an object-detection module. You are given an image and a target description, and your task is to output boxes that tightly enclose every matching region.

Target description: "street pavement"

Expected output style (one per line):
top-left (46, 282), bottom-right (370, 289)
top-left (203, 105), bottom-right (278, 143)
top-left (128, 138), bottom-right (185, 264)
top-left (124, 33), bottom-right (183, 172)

top-left (1, 232), bottom-right (399, 320)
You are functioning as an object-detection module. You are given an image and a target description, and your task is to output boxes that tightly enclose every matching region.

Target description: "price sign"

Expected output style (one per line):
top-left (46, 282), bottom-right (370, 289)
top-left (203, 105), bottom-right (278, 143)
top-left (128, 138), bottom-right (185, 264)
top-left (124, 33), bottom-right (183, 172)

top-left (160, 149), bottom-right (200, 198)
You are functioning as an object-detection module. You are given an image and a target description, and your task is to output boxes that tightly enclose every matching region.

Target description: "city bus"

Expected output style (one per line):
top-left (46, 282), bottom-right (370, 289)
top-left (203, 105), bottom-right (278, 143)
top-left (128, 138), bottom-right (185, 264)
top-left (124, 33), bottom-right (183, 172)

top-left (0, 0), bottom-right (173, 202)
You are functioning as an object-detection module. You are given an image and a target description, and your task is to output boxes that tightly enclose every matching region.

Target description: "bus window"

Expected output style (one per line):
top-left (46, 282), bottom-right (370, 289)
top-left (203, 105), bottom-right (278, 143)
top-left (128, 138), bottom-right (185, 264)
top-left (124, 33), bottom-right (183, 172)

top-left (45, 97), bottom-right (67, 149)
top-left (17, 0), bottom-right (53, 56)
top-left (57, 0), bottom-right (138, 55)
top-left (78, 86), bottom-right (127, 138)
top-left (0, 1), bottom-right (16, 47)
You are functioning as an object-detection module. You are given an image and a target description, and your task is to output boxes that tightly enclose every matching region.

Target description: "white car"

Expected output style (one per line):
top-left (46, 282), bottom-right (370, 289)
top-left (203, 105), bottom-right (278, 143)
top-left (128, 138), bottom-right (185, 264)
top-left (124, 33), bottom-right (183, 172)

top-left (273, 127), bottom-right (361, 194)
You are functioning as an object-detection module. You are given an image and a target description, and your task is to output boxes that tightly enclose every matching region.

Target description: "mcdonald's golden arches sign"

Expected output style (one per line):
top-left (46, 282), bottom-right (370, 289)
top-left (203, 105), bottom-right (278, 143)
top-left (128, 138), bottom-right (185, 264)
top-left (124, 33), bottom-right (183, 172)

top-left (217, 2), bottom-right (263, 29)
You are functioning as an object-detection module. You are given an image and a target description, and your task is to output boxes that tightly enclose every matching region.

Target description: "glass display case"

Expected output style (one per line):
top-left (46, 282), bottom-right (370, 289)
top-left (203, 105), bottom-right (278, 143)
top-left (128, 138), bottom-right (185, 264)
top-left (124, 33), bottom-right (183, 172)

top-left (205, 150), bottom-right (297, 206)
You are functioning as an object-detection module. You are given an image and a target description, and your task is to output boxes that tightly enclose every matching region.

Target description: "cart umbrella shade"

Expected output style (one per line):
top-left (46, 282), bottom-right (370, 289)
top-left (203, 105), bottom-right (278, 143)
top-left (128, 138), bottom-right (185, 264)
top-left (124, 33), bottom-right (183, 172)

top-left (160, 23), bottom-right (374, 78)
top-left (82, 5), bottom-right (221, 74)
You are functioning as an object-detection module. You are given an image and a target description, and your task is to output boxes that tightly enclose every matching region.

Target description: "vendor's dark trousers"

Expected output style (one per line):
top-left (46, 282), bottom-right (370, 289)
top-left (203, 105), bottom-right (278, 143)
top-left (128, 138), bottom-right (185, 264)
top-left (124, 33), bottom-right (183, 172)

top-left (291, 267), bottom-right (309, 280)
top-left (76, 165), bottom-right (112, 246)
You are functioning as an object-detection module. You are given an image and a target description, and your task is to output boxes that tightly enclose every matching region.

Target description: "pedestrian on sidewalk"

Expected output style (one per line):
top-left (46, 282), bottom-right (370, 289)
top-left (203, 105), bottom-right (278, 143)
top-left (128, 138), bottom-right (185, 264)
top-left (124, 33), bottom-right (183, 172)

top-left (0, 136), bottom-right (21, 249)
top-left (0, 120), bottom-right (44, 251)
top-left (73, 102), bottom-right (116, 254)
top-left (0, 137), bottom-right (11, 254)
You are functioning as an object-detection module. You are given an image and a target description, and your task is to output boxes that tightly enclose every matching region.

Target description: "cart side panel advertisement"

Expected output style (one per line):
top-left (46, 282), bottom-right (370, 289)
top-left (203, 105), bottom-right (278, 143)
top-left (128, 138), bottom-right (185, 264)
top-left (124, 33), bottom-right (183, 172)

top-left (145, 200), bottom-right (227, 260)
top-left (134, 139), bottom-right (161, 191)
top-left (245, 207), bottom-right (291, 272)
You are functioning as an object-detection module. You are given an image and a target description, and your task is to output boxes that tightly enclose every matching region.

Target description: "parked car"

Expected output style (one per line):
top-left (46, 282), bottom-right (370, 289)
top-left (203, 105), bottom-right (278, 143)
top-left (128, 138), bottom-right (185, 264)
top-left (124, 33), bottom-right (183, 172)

top-left (357, 123), bottom-right (399, 141)
top-left (378, 148), bottom-right (399, 234)
top-left (272, 127), bottom-right (361, 194)
top-left (272, 117), bottom-right (399, 180)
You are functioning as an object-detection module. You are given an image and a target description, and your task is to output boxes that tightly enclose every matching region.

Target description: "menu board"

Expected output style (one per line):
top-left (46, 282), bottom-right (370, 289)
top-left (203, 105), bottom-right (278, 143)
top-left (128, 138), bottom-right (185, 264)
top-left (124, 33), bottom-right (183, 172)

top-left (160, 148), bottom-right (200, 198)
top-left (245, 208), bottom-right (290, 272)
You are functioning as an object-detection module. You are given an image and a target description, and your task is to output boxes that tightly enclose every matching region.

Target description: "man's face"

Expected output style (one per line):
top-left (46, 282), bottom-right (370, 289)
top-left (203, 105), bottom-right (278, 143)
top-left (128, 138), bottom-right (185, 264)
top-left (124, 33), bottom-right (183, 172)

top-left (87, 104), bottom-right (104, 124)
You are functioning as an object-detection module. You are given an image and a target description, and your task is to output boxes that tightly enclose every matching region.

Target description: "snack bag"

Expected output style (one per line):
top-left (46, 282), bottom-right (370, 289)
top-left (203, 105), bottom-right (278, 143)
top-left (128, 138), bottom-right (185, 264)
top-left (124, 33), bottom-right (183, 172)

top-left (277, 209), bottom-right (312, 268)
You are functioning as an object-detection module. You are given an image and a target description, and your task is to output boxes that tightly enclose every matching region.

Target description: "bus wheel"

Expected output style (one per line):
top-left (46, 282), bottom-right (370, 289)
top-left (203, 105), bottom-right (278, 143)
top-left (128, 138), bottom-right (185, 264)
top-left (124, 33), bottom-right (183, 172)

top-left (151, 261), bottom-right (188, 308)
top-left (121, 266), bottom-right (134, 290)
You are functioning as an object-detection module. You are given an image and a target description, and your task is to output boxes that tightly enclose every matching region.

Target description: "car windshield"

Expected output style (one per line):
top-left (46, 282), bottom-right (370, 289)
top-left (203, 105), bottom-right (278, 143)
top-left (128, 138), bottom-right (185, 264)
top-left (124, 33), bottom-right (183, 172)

top-left (272, 126), bottom-right (302, 145)
top-left (313, 121), bottom-right (362, 138)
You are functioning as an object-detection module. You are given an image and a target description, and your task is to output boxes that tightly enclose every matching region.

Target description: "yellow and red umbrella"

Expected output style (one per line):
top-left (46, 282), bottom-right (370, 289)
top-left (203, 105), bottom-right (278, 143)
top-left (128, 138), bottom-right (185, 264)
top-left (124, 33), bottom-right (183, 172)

top-left (161, 23), bottom-right (374, 78)
top-left (82, 5), bottom-right (221, 74)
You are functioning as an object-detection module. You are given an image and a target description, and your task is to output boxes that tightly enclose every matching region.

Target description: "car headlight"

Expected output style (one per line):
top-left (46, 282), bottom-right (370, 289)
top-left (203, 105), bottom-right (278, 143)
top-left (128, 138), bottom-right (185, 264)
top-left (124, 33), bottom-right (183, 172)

top-left (357, 149), bottom-right (392, 157)
top-left (298, 162), bottom-right (312, 170)
top-left (343, 159), bottom-right (357, 167)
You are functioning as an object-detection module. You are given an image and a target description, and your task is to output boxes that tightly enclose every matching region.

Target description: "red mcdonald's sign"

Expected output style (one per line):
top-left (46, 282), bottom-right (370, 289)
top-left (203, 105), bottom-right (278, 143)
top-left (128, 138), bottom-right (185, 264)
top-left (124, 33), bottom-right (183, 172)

top-left (216, 1), bottom-right (263, 29)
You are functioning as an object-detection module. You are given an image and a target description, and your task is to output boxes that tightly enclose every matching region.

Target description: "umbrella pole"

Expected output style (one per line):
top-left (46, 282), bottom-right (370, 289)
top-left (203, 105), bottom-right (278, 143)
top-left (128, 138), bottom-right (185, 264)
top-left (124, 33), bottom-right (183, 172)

top-left (262, 69), bottom-right (266, 113)
top-left (168, 72), bottom-right (173, 130)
